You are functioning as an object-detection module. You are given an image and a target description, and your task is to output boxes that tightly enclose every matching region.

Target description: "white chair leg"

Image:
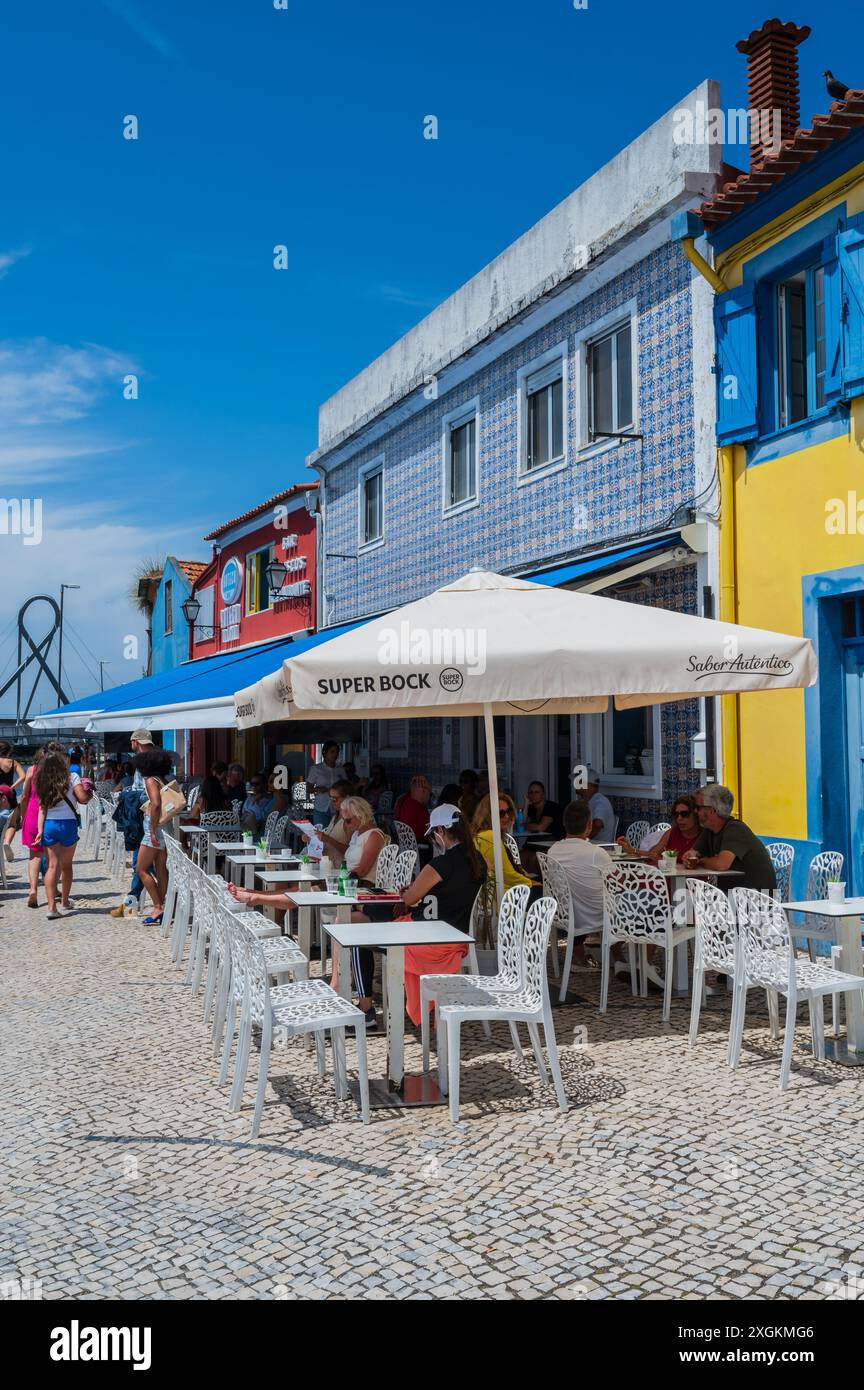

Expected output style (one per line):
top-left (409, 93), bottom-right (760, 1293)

top-left (465, 945), bottom-right (491, 1039)
top-left (779, 993), bottom-right (797, 1091)
top-left (437, 1014), bottom-right (449, 1095)
top-left (729, 980), bottom-right (747, 1070)
top-left (447, 1019), bottom-right (461, 1123)
top-left (599, 940), bottom-right (610, 1014)
top-left (508, 1022), bottom-right (524, 1061)
top-left (229, 1011), bottom-right (251, 1111)
top-left (811, 999), bottom-right (825, 1061)
top-left (639, 943), bottom-right (648, 999)
top-left (315, 1031), bottom-right (326, 1077)
top-left (354, 1023), bottom-right (370, 1124)
top-left (830, 946), bottom-right (843, 1034)
top-left (559, 929), bottom-right (575, 1004)
top-left (628, 942), bottom-right (638, 995)
top-left (543, 1018), bottom-right (568, 1114)
top-left (218, 1001), bottom-right (237, 1084)
top-left (526, 1023), bottom-right (548, 1084)
top-left (421, 983), bottom-right (431, 1072)
top-left (250, 1014), bottom-right (272, 1139)
top-left (662, 944), bottom-right (674, 1024)
top-left (548, 931), bottom-right (561, 982)
top-left (689, 963), bottom-right (703, 1049)
top-left (767, 989), bottom-right (780, 1039)
top-left (332, 1028), bottom-right (348, 1100)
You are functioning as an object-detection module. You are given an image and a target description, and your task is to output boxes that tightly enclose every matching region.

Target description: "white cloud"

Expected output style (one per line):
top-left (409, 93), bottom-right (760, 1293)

top-left (101, 0), bottom-right (182, 64)
top-left (0, 338), bottom-right (137, 428)
top-left (0, 248), bottom-right (30, 278)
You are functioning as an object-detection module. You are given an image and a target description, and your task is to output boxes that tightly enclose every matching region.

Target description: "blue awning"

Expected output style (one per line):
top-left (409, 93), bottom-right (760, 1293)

top-left (523, 535), bottom-right (682, 588)
top-left (32, 623), bottom-right (366, 732)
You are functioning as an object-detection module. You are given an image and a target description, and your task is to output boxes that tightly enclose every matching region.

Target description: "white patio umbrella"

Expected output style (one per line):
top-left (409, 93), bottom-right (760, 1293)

top-left (234, 570), bottom-right (817, 901)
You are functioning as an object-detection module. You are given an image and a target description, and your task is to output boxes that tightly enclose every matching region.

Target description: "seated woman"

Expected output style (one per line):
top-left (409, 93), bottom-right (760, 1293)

top-left (471, 793), bottom-right (534, 897)
top-left (400, 804), bottom-right (487, 1025)
top-left (520, 779), bottom-right (563, 874)
top-left (617, 795), bottom-right (700, 864)
top-left (301, 778), bottom-right (353, 861)
top-left (181, 773), bottom-right (228, 825)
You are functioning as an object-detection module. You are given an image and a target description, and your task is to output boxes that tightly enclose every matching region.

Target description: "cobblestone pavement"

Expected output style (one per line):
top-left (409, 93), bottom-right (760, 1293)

top-left (2, 846), bottom-right (863, 1302)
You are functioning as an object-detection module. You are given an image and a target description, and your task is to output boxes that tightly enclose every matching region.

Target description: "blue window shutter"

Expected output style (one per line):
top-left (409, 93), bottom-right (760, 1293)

top-left (839, 223), bottom-right (864, 400)
top-left (822, 233), bottom-right (843, 404)
top-left (715, 286), bottom-right (759, 443)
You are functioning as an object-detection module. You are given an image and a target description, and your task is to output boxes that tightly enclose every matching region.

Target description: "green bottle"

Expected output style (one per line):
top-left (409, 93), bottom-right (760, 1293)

top-left (338, 861), bottom-right (348, 896)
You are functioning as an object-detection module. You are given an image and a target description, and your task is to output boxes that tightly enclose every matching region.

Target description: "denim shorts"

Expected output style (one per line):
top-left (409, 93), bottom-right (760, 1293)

top-left (141, 815), bottom-right (166, 850)
top-left (41, 819), bottom-right (79, 849)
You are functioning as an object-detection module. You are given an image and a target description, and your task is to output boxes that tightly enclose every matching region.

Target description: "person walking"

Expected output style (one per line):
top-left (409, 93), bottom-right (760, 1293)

top-left (19, 747), bottom-right (47, 908)
top-left (0, 741), bottom-right (26, 862)
top-left (33, 750), bottom-right (92, 918)
top-left (133, 746), bottom-right (174, 926)
top-left (109, 728), bottom-right (153, 919)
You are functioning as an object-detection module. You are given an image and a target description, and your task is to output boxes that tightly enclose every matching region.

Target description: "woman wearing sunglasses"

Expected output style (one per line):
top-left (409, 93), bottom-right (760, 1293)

top-left (617, 795), bottom-right (701, 863)
top-left (470, 792), bottom-right (534, 893)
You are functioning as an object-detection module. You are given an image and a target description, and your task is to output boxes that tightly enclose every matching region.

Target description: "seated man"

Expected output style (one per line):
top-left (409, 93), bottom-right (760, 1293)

top-left (393, 774), bottom-right (432, 846)
top-left (547, 799), bottom-right (613, 968)
top-left (583, 769), bottom-right (616, 843)
top-left (683, 784), bottom-right (777, 892)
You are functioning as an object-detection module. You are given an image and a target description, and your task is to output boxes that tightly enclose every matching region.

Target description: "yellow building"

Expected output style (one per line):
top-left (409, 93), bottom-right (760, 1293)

top-left (682, 20), bottom-right (864, 894)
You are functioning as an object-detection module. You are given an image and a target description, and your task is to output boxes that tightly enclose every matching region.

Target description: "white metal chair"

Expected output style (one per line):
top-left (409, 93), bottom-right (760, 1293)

top-left (420, 883), bottom-right (530, 1071)
top-left (730, 886), bottom-right (864, 1090)
top-left (436, 895), bottom-right (568, 1122)
top-left (393, 819), bottom-right (418, 862)
top-left (687, 878), bottom-right (767, 1062)
top-left (537, 851), bottom-right (594, 1003)
top-left (650, 821), bottom-right (671, 836)
top-left (226, 916), bottom-right (369, 1136)
top-left (626, 819), bottom-right (650, 850)
top-left (504, 832), bottom-right (522, 866)
top-left (790, 851), bottom-right (845, 960)
top-left (600, 864), bottom-right (694, 1023)
top-left (765, 841), bottom-right (795, 905)
top-left (393, 849), bottom-right (417, 892)
top-left (373, 843), bottom-right (399, 889)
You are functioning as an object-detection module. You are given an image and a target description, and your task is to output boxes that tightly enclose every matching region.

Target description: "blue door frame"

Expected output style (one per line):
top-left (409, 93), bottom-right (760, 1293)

top-left (844, 644), bottom-right (864, 895)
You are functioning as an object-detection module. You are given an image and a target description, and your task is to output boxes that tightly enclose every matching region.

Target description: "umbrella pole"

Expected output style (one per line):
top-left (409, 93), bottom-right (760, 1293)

top-left (483, 703), bottom-right (505, 909)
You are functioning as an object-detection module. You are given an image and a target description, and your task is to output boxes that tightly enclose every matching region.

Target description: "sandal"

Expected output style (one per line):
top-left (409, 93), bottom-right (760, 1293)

top-left (142, 913), bottom-right (163, 925)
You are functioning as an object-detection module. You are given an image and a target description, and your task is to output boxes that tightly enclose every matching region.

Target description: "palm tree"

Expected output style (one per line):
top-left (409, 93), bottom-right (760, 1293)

top-left (129, 556), bottom-right (165, 676)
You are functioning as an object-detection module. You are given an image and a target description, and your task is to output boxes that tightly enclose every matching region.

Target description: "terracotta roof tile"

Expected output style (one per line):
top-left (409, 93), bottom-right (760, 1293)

top-left (174, 560), bottom-right (209, 585)
top-left (203, 482), bottom-right (319, 541)
top-left (699, 90), bottom-right (864, 228)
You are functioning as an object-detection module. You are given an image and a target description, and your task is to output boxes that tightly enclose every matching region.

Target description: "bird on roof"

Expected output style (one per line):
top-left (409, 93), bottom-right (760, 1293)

top-left (824, 70), bottom-right (850, 101)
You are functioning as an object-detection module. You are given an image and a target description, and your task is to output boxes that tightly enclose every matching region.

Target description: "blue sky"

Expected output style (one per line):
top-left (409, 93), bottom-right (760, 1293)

top-left (0, 0), bottom-right (856, 708)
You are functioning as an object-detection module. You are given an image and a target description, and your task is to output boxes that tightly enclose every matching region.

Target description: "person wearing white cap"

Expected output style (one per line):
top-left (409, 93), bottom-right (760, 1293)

top-left (109, 727), bottom-right (155, 919)
top-left (399, 804), bottom-right (488, 1026)
top-left (583, 768), bottom-right (616, 843)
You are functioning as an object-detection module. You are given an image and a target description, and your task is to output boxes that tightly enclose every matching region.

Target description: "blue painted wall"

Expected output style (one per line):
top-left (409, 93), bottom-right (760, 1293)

top-left (151, 559), bottom-right (194, 676)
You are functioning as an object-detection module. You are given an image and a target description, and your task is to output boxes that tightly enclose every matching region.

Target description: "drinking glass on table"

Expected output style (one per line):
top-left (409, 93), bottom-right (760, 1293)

top-left (326, 874), bottom-right (340, 894)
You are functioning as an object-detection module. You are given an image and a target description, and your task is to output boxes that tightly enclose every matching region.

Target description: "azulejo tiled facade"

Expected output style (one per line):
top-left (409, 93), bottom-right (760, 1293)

top-left (308, 85), bottom-right (722, 816)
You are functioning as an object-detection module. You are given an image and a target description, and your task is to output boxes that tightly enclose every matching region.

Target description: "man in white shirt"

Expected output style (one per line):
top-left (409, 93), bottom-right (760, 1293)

top-left (547, 799), bottom-right (613, 965)
top-left (306, 741), bottom-right (346, 825)
top-left (584, 768), bottom-right (616, 843)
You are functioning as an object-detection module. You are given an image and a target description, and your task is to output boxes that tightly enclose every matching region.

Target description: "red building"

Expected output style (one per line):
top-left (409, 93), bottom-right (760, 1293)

top-left (187, 482), bottom-right (319, 773)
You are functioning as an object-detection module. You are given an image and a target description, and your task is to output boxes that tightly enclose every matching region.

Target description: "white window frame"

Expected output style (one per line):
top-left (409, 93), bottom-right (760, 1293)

top-left (516, 340), bottom-right (568, 485)
top-left (441, 396), bottom-right (480, 517)
top-left (574, 300), bottom-right (639, 460)
top-left (581, 704), bottom-right (663, 801)
top-left (358, 454), bottom-right (385, 553)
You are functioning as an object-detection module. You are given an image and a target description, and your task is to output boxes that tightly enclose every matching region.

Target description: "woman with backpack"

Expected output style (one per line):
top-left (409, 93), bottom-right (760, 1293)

top-left (33, 750), bottom-right (93, 918)
top-left (133, 747), bottom-right (174, 925)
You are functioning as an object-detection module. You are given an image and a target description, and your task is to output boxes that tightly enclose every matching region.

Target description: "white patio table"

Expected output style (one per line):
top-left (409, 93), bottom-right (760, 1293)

top-left (783, 897), bottom-right (864, 1061)
top-left (327, 919), bottom-right (474, 1105)
top-left (279, 889), bottom-right (359, 962)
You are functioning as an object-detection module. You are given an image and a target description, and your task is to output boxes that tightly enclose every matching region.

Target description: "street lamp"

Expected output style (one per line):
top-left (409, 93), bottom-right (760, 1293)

top-left (58, 583), bottom-right (81, 699)
top-left (181, 595), bottom-right (215, 637)
top-left (266, 557), bottom-right (287, 595)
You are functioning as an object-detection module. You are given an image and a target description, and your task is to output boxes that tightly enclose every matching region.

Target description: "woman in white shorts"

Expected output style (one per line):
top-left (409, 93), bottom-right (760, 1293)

top-left (134, 747), bottom-right (173, 925)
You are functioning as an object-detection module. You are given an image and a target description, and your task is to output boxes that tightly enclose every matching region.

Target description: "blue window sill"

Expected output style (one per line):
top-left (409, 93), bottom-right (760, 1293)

top-left (746, 405), bottom-right (850, 467)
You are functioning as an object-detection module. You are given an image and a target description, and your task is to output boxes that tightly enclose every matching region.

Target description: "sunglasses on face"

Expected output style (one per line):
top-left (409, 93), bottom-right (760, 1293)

top-left (674, 809), bottom-right (692, 818)
top-left (499, 807), bottom-right (512, 818)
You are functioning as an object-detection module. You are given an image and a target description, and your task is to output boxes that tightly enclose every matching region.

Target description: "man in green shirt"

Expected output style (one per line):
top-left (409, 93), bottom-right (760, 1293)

top-left (682, 784), bottom-right (777, 892)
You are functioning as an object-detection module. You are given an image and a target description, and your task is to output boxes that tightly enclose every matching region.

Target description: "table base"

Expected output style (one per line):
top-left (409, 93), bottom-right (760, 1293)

top-left (821, 1038), bottom-right (864, 1067)
top-left (349, 1074), bottom-right (445, 1110)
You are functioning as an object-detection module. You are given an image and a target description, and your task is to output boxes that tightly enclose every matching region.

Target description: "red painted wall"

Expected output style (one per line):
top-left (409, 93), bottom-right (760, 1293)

top-left (190, 503), bottom-right (316, 660)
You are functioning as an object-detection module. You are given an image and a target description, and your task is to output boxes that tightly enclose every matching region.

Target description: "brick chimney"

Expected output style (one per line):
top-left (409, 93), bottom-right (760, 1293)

top-left (736, 18), bottom-right (811, 166)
